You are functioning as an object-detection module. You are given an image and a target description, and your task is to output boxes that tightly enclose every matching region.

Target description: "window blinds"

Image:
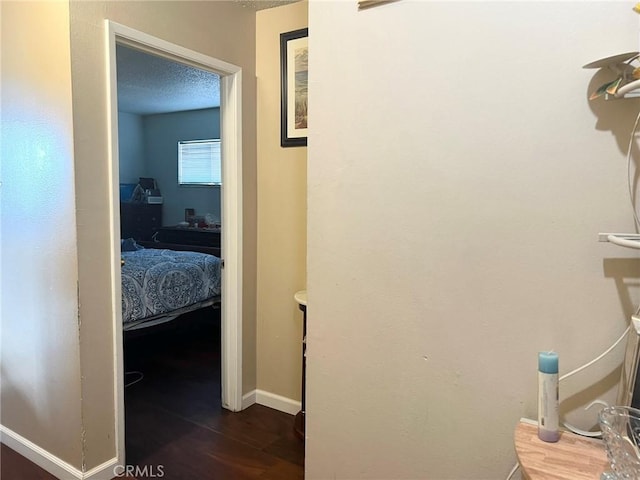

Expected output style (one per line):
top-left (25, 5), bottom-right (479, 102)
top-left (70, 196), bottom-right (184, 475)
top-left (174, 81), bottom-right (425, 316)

top-left (178, 139), bottom-right (221, 185)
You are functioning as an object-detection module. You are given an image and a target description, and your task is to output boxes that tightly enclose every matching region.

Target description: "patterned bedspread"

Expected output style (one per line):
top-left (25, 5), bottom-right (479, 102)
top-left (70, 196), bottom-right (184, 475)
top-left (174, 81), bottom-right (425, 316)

top-left (121, 248), bottom-right (222, 326)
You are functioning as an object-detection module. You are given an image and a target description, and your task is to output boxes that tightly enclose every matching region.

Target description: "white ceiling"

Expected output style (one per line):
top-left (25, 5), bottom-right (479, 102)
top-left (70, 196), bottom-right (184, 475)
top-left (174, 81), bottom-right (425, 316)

top-left (116, 44), bottom-right (221, 115)
top-left (116, 0), bottom-right (301, 116)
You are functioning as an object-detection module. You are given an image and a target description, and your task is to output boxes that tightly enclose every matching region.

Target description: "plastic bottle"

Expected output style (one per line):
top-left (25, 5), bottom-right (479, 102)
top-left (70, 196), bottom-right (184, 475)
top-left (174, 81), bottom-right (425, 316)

top-left (538, 351), bottom-right (560, 442)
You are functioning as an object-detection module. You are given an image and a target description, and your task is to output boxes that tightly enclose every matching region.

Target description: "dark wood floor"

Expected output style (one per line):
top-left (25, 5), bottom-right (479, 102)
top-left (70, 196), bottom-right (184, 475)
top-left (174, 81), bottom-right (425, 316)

top-left (1, 443), bottom-right (60, 480)
top-left (124, 306), bottom-right (304, 480)
top-left (1, 307), bottom-right (304, 480)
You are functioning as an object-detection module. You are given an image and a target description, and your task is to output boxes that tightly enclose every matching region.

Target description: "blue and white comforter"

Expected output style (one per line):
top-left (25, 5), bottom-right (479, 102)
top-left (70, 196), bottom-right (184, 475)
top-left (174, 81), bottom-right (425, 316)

top-left (121, 248), bottom-right (222, 326)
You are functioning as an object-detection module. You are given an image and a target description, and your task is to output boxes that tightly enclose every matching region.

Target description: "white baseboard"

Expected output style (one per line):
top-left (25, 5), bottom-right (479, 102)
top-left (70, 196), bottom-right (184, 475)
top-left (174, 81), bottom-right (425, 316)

top-left (242, 389), bottom-right (301, 415)
top-left (1, 424), bottom-right (83, 479)
top-left (0, 424), bottom-right (119, 480)
top-left (242, 389), bottom-right (257, 409)
top-left (1, 390), bottom-right (299, 480)
top-left (82, 457), bottom-right (121, 480)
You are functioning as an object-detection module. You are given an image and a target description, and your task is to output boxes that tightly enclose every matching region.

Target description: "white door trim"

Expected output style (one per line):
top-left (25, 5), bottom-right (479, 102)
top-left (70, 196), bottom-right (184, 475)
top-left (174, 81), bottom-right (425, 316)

top-left (104, 20), bottom-right (244, 467)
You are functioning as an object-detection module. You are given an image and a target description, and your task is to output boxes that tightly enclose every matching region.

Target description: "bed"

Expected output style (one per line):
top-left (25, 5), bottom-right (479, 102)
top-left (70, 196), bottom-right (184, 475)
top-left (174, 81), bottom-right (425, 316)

top-left (120, 239), bottom-right (222, 331)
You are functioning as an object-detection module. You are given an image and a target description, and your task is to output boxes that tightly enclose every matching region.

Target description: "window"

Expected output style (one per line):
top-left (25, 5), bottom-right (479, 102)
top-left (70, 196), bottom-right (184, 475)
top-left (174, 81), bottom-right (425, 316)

top-left (178, 139), bottom-right (221, 185)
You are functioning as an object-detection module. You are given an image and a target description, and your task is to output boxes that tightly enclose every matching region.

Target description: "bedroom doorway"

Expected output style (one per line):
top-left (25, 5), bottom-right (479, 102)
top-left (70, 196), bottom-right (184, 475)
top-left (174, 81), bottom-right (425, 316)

top-left (105, 21), bottom-right (244, 465)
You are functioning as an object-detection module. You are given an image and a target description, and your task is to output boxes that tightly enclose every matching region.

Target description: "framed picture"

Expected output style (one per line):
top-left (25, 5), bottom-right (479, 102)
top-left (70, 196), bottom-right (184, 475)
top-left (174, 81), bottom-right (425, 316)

top-left (280, 28), bottom-right (308, 147)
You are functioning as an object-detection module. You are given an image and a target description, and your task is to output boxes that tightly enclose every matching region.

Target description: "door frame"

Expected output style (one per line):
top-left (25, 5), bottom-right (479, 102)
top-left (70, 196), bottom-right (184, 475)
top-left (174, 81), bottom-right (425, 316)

top-left (105, 20), bottom-right (244, 464)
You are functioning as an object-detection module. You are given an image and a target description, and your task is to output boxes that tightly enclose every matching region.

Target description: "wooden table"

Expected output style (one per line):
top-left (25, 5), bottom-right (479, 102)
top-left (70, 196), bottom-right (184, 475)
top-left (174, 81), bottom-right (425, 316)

top-left (514, 420), bottom-right (610, 479)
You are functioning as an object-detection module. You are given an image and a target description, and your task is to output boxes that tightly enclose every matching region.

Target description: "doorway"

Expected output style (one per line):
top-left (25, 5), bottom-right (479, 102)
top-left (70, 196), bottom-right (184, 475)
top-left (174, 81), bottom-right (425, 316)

top-left (105, 20), bottom-right (244, 465)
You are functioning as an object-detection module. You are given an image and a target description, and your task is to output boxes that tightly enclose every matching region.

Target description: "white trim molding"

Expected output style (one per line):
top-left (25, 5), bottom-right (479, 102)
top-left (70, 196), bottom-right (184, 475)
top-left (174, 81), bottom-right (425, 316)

top-left (0, 424), bottom-right (120, 480)
top-left (1, 425), bottom-right (82, 479)
top-left (242, 389), bottom-right (257, 410)
top-left (242, 389), bottom-right (301, 416)
top-left (220, 68), bottom-right (244, 413)
top-left (104, 19), bottom-right (244, 471)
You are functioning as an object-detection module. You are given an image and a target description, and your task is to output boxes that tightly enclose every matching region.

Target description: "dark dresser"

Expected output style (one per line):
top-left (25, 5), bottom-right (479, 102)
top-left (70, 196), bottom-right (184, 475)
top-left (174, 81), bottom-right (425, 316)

top-left (142, 226), bottom-right (221, 257)
top-left (120, 203), bottom-right (162, 241)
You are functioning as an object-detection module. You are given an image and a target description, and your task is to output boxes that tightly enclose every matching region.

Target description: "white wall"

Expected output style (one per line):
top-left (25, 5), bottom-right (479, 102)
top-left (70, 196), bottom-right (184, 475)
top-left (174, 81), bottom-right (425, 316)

top-left (256, 0), bottom-right (308, 407)
top-left (69, 0), bottom-right (257, 470)
top-left (0, 0), bottom-right (82, 468)
top-left (306, 2), bottom-right (640, 479)
top-left (118, 111), bottom-right (145, 184)
top-left (143, 108), bottom-right (221, 225)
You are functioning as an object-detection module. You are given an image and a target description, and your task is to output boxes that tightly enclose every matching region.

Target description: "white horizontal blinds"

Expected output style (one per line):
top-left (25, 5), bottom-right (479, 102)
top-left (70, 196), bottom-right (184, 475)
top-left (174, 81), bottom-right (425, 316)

top-left (178, 139), bottom-right (221, 185)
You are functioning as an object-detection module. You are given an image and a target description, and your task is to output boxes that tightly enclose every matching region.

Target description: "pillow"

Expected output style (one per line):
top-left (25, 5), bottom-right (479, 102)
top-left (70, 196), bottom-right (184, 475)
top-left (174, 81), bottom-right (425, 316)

top-left (121, 238), bottom-right (144, 252)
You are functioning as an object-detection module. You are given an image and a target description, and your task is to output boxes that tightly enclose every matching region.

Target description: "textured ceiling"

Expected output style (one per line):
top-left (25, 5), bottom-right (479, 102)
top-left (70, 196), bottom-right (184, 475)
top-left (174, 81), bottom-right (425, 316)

top-left (116, 44), bottom-right (221, 115)
top-left (116, 0), bottom-right (302, 115)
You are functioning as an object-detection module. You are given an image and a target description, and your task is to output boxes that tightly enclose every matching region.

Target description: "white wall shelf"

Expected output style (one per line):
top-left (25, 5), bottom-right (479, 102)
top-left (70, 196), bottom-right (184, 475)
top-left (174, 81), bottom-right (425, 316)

top-left (583, 52), bottom-right (640, 100)
top-left (598, 232), bottom-right (640, 249)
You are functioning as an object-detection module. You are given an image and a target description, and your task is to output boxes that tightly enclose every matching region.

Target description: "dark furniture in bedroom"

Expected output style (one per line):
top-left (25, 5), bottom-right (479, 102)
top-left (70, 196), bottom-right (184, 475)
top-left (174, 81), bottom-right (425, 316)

top-left (294, 290), bottom-right (307, 441)
top-left (142, 226), bottom-right (221, 257)
top-left (120, 202), bottom-right (162, 241)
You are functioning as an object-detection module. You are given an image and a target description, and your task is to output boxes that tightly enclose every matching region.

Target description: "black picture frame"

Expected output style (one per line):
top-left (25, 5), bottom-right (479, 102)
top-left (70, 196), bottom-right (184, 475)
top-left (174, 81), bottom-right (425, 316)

top-left (280, 28), bottom-right (308, 148)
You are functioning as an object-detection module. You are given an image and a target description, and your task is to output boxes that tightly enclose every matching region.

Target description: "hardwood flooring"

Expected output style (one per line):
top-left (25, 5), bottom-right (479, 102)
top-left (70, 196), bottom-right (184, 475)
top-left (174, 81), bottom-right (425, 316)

top-left (0, 307), bottom-right (304, 480)
top-left (1, 443), bottom-right (59, 480)
top-left (124, 307), bottom-right (305, 480)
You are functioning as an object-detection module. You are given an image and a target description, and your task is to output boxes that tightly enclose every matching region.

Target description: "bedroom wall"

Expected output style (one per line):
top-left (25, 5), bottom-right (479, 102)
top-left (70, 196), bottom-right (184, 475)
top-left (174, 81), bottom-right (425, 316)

top-left (306, 2), bottom-right (640, 479)
top-left (143, 108), bottom-right (221, 226)
top-left (0, 0), bottom-right (83, 469)
top-left (69, 0), bottom-right (257, 471)
top-left (256, 1), bottom-right (308, 406)
top-left (118, 111), bottom-right (145, 184)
